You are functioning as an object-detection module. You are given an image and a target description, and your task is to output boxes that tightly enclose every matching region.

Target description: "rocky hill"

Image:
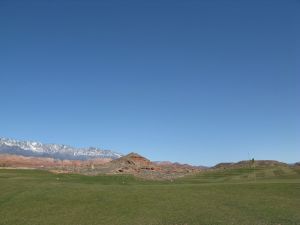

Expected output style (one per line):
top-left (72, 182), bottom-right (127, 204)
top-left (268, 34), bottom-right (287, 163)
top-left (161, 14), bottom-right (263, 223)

top-left (86, 153), bottom-right (202, 179)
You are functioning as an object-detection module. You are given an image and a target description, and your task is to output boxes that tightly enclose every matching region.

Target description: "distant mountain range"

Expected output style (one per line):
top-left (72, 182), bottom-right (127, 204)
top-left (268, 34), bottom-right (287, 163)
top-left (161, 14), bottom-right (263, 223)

top-left (0, 137), bottom-right (123, 160)
top-left (1, 137), bottom-right (298, 174)
top-left (0, 137), bottom-right (299, 180)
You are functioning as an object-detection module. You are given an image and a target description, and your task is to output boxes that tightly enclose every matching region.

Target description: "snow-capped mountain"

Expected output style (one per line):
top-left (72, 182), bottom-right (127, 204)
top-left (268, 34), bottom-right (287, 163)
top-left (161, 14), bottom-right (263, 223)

top-left (0, 137), bottom-right (123, 160)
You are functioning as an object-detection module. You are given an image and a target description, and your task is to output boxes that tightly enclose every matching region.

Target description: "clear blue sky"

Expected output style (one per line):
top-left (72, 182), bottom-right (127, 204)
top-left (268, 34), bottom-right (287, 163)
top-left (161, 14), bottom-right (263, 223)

top-left (0, 0), bottom-right (299, 166)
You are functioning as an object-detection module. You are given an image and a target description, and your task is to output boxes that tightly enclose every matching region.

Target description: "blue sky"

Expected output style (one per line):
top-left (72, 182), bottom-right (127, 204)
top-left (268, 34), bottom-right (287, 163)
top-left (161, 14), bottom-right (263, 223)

top-left (0, 0), bottom-right (299, 166)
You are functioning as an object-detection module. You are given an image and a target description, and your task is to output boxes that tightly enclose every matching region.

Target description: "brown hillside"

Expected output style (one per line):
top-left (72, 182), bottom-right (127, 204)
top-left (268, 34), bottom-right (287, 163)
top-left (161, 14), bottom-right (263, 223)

top-left (214, 160), bottom-right (288, 169)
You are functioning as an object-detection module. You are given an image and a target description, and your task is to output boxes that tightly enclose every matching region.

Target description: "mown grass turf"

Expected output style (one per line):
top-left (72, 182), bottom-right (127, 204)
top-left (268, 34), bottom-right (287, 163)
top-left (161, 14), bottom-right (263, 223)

top-left (0, 167), bottom-right (300, 225)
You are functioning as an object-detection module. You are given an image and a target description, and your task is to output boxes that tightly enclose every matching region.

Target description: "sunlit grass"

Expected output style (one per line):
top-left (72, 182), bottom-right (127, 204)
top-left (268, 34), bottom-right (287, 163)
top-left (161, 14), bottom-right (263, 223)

top-left (0, 167), bottom-right (299, 225)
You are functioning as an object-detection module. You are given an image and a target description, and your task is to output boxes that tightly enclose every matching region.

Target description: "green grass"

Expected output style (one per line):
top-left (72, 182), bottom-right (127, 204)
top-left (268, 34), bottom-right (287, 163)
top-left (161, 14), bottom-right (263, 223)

top-left (0, 167), bottom-right (300, 225)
